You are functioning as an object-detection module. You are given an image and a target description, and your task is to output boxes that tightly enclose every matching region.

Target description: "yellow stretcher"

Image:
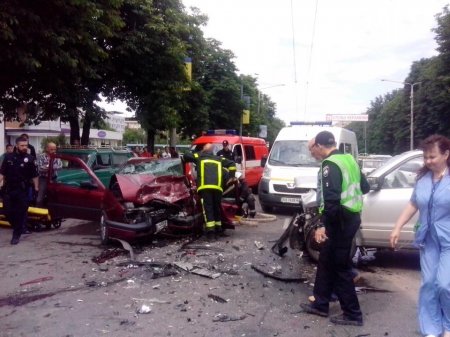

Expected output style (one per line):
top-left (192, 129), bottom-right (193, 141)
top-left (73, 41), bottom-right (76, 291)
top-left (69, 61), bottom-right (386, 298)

top-left (0, 202), bottom-right (62, 231)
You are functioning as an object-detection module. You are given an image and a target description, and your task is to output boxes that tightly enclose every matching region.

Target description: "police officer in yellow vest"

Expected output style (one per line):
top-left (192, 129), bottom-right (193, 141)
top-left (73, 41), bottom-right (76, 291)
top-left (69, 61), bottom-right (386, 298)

top-left (184, 143), bottom-right (236, 240)
top-left (301, 131), bottom-right (369, 326)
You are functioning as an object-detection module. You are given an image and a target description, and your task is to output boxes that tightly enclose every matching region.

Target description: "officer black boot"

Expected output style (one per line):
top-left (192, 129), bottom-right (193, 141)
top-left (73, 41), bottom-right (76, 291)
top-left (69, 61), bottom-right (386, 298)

top-left (205, 230), bottom-right (216, 242)
top-left (10, 236), bottom-right (20, 245)
top-left (215, 226), bottom-right (229, 238)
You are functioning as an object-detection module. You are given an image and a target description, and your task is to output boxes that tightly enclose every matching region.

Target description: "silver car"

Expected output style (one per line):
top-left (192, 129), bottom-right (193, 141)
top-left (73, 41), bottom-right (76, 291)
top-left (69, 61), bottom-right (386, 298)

top-left (358, 150), bottom-right (423, 250)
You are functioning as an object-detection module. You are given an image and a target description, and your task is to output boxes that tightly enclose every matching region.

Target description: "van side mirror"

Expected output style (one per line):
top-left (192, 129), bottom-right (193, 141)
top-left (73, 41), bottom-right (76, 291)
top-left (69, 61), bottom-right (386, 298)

top-left (260, 155), bottom-right (267, 167)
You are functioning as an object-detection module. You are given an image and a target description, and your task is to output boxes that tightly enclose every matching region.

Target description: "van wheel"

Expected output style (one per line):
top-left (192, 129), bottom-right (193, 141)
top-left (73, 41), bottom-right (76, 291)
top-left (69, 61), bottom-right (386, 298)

top-left (260, 203), bottom-right (273, 213)
top-left (100, 211), bottom-right (110, 245)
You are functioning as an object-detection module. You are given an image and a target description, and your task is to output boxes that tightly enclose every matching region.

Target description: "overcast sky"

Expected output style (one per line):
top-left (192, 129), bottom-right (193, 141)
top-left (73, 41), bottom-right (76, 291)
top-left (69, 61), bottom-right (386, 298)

top-left (181, 0), bottom-right (448, 124)
top-left (99, 1), bottom-right (448, 125)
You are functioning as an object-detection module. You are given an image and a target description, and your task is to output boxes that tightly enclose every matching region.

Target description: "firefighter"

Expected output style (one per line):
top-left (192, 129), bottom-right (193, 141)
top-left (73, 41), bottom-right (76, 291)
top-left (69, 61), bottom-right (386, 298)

top-left (184, 143), bottom-right (236, 240)
top-left (216, 140), bottom-right (234, 161)
top-left (223, 173), bottom-right (256, 218)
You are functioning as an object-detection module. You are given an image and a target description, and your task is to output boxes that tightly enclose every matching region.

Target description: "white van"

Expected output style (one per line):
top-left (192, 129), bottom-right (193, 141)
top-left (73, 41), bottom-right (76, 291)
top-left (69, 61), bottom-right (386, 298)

top-left (258, 122), bottom-right (358, 212)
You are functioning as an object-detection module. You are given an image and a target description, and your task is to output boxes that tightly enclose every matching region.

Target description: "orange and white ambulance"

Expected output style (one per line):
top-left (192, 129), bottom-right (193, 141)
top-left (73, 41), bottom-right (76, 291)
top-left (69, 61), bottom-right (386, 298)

top-left (190, 130), bottom-right (269, 189)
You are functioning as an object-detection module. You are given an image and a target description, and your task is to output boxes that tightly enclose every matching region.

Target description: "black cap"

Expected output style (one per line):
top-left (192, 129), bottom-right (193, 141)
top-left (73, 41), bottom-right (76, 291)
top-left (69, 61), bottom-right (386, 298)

top-left (223, 140), bottom-right (229, 146)
top-left (315, 131), bottom-right (335, 146)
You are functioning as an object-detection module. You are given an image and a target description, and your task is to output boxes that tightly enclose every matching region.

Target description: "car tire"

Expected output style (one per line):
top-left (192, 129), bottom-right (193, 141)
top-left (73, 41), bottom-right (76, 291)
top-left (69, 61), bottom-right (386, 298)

top-left (100, 211), bottom-right (110, 245)
top-left (260, 203), bottom-right (273, 213)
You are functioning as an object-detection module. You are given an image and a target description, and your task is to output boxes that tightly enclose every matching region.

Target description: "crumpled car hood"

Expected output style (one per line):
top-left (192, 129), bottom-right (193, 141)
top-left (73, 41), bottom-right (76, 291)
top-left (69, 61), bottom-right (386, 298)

top-left (115, 174), bottom-right (191, 204)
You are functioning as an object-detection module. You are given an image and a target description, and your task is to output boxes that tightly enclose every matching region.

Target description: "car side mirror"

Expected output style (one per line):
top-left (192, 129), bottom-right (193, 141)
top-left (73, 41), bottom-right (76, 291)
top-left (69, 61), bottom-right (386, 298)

top-left (79, 181), bottom-right (98, 190)
top-left (260, 155), bottom-right (267, 167)
top-left (367, 176), bottom-right (383, 191)
top-left (234, 156), bottom-right (242, 164)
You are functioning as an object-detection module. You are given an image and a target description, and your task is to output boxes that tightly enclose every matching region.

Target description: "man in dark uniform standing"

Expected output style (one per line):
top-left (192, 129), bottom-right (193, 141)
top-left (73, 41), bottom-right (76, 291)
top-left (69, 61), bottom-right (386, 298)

top-left (0, 136), bottom-right (39, 245)
top-left (184, 143), bottom-right (236, 240)
top-left (216, 140), bottom-right (234, 161)
top-left (300, 131), bottom-right (369, 326)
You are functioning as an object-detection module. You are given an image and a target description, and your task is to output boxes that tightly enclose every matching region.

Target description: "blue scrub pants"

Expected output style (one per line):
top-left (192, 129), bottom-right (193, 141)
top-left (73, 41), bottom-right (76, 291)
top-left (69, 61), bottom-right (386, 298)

top-left (419, 223), bottom-right (450, 336)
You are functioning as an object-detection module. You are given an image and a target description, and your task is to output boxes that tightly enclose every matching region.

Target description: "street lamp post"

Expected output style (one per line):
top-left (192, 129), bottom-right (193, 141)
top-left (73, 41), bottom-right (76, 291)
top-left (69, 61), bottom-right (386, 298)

top-left (381, 79), bottom-right (421, 151)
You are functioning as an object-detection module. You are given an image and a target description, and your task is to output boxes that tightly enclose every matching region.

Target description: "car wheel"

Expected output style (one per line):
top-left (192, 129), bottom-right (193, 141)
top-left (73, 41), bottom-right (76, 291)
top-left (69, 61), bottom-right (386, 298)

top-left (260, 203), bottom-right (273, 213)
top-left (100, 211), bottom-right (110, 245)
top-left (305, 225), bottom-right (357, 263)
top-left (305, 227), bottom-right (321, 262)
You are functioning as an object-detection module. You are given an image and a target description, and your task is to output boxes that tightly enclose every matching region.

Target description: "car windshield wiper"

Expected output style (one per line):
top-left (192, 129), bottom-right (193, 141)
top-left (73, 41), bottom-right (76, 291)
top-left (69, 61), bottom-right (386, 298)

top-left (268, 158), bottom-right (286, 165)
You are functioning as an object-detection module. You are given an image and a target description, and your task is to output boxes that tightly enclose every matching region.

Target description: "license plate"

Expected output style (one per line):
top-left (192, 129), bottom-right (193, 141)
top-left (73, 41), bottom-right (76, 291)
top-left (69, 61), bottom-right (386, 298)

top-left (155, 220), bottom-right (168, 233)
top-left (281, 197), bottom-right (300, 204)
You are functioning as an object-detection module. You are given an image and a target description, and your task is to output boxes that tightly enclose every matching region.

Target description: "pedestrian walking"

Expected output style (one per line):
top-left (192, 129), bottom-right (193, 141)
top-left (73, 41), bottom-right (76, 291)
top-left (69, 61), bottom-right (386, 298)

top-left (0, 143), bottom-right (14, 167)
top-left (0, 136), bottom-right (39, 245)
top-left (390, 134), bottom-right (450, 337)
top-left (161, 146), bottom-right (171, 158)
top-left (184, 143), bottom-right (236, 240)
top-left (300, 131), bottom-right (369, 326)
top-left (36, 142), bottom-right (62, 208)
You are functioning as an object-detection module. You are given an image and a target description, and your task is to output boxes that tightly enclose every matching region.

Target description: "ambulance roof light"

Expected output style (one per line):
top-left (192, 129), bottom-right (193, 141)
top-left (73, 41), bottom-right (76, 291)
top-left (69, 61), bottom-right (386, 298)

top-left (290, 121), bottom-right (332, 126)
top-left (206, 129), bottom-right (238, 135)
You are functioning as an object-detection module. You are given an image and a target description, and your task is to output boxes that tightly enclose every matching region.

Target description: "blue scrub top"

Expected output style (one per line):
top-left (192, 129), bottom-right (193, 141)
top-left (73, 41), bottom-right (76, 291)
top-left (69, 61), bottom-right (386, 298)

top-left (411, 171), bottom-right (450, 247)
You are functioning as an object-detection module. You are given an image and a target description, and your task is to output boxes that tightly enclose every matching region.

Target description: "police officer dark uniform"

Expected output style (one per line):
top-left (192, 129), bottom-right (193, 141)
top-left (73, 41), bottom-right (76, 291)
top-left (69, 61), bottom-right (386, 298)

top-left (216, 140), bottom-right (234, 161)
top-left (301, 131), bottom-right (369, 326)
top-left (0, 136), bottom-right (39, 245)
top-left (184, 143), bottom-right (236, 240)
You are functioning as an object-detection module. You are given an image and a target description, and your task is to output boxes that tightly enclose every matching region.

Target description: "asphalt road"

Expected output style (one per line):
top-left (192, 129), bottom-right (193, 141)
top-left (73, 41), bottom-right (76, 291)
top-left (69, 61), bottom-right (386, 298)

top-left (0, 202), bottom-right (421, 337)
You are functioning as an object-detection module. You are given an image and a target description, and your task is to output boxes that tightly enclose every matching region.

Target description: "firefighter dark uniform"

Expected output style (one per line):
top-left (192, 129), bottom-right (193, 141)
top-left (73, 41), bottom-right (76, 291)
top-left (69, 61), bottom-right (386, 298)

top-left (184, 150), bottom-right (236, 237)
top-left (216, 140), bottom-right (234, 161)
top-left (0, 151), bottom-right (39, 244)
top-left (223, 175), bottom-right (256, 218)
top-left (311, 150), bottom-right (369, 324)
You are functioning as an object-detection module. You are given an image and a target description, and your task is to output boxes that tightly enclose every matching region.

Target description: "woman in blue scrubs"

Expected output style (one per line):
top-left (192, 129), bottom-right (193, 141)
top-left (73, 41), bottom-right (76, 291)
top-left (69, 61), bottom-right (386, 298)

top-left (391, 134), bottom-right (450, 337)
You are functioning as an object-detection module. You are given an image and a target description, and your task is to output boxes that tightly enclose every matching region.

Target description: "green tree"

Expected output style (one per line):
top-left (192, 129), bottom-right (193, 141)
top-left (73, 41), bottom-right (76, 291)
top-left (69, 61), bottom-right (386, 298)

top-left (0, 0), bottom-right (124, 145)
top-left (122, 127), bottom-right (146, 145)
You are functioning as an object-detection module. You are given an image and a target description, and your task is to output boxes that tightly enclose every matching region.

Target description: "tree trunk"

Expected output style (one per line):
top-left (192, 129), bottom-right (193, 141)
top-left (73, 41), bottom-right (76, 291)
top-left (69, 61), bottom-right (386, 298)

top-left (81, 112), bottom-right (92, 146)
top-left (169, 128), bottom-right (177, 146)
top-left (68, 114), bottom-right (80, 145)
top-left (147, 128), bottom-right (155, 154)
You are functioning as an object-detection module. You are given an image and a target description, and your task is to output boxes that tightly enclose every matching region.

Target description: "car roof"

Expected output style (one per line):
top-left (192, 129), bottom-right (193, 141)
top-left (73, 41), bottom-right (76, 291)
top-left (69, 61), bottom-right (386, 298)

top-left (368, 150), bottom-right (423, 178)
top-left (58, 146), bottom-right (131, 154)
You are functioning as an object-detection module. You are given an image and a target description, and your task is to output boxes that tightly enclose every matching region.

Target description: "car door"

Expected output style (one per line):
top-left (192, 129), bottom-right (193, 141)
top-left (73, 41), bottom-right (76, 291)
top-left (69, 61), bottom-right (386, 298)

top-left (47, 154), bottom-right (105, 221)
top-left (360, 154), bottom-right (423, 249)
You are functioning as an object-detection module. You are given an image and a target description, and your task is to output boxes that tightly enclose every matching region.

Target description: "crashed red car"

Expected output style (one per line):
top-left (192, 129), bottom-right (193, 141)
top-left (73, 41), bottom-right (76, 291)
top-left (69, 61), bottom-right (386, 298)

top-left (47, 155), bottom-right (238, 244)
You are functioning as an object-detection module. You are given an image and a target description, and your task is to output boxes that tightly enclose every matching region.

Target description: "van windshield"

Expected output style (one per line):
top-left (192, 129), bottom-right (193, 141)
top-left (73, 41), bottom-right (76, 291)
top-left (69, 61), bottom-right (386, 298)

top-left (268, 140), bottom-right (319, 167)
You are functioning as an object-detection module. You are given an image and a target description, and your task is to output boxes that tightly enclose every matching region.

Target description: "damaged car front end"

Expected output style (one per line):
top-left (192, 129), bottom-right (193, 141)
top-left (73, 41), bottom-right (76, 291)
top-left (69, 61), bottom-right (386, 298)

top-left (47, 155), bottom-right (206, 244)
top-left (102, 158), bottom-right (204, 243)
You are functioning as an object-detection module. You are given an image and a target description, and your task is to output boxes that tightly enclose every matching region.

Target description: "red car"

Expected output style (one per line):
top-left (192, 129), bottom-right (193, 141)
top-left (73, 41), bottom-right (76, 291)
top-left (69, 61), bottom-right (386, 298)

top-left (47, 155), bottom-right (239, 244)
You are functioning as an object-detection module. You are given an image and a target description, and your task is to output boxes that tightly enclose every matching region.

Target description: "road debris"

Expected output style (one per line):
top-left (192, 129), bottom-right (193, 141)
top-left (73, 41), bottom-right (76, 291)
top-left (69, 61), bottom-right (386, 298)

top-left (254, 241), bottom-right (265, 250)
top-left (133, 298), bottom-right (170, 304)
top-left (20, 276), bottom-right (53, 286)
top-left (112, 238), bottom-right (135, 260)
top-left (207, 294), bottom-right (228, 303)
top-left (212, 313), bottom-right (246, 322)
top-left (92, 248), bottom-right (127, 264)
top-left (174, 262), bottom-right (221, 279)
top-left (251, 264), bottom-right (307, 282)
top-left (137, 304), bottom-right (152, 314)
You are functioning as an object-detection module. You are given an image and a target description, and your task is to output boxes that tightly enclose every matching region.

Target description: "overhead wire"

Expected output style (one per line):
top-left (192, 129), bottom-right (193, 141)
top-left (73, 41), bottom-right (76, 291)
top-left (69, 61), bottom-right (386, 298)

top-left (304, 0), bottom-right (320, 118)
